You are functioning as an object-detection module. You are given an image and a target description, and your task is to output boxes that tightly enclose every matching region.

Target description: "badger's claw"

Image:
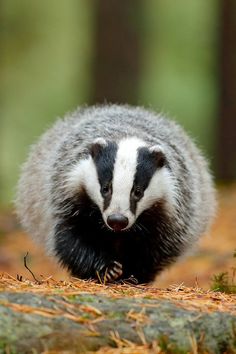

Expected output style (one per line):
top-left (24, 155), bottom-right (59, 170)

top-left (98, 261), bottom-right (123, 283)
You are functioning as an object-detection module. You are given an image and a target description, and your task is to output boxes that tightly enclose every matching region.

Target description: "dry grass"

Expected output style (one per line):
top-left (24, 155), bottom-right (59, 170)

top-left (1, 272), bottom-right (235, 317)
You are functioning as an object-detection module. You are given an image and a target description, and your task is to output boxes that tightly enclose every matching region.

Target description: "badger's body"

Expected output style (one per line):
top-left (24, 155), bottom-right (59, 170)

top-left (16, 105), bottom-right (216, 283)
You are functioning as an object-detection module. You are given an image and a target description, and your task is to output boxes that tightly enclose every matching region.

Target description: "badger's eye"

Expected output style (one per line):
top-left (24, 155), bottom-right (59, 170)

top-left (101, 183), bottom-right (112, 197)
top-left (133, 186), bottom-right (144, 201)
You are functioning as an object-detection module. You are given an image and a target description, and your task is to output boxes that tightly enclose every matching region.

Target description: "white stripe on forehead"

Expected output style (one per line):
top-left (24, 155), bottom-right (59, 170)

top-left (106, 137), bottom-right (146, 215)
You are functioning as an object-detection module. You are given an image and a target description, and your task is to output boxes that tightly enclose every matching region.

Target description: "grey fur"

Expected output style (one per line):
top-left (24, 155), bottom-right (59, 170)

top-left (16, 105), bottom-right (216, 279)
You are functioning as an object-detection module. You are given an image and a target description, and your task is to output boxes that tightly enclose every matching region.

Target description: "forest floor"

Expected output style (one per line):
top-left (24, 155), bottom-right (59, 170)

top-left (0, 184), bottom-right (236, 353)
top-left (0, 273), bottom-right (236, 353)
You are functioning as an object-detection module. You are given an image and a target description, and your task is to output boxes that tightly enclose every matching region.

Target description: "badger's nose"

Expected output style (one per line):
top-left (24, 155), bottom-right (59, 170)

top-left (107, 214), bottom-right (129, 231)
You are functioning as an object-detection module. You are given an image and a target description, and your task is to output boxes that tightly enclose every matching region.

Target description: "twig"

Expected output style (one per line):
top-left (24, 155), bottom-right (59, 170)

top-left (24, 252), bottom-right (42, 284)
top-left (16, 274), bottom-right (23, 282)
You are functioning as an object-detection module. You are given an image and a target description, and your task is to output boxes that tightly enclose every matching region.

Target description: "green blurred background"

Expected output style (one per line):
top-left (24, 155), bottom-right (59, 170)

top-left (1, 0), bottom-right (235, 206)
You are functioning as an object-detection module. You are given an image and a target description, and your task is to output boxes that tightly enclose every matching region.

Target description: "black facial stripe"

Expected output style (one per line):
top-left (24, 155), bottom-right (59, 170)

top-left (103, 185), bottom-right (113, 210)
top-left (92, 141), bottom-right (118, 210)
top-left (130, 147), bottom-right (159, 214)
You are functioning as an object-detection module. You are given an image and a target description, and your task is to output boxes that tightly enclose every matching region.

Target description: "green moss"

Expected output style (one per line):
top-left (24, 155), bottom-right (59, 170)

top-left (158, 335), bottom-right (186, 354)
top-left (53, 289), bottom-right (65, 295)
top-left (0, 341), bottom-right (17, 354)
top-left (211, 272), bottom-right (236, 294)
top-left (68, 295), bottom-right (95, 303)
top-left (80, 313), bottom-right (93, 320)
top-left (143, 295), bottom-right (154, 300)
top-left (107, 311), bottom-right (124, 320)
top-left (211, 251), bottom-right (236, 294)
top-left (66, 294), bottom-right (78, 302)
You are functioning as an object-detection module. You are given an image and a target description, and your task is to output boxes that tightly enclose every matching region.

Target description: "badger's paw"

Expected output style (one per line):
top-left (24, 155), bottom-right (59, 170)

top-left (97, 261), bottom-right (123, 284)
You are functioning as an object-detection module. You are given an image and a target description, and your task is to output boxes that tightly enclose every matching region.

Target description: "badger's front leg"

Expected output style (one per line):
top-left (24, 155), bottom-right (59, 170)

top-left (73, 255), bottom-right (123, 283)
top-left (97, 261), bottom-right (123, 283)
top-left (55, 225), bottom-right (123, 282)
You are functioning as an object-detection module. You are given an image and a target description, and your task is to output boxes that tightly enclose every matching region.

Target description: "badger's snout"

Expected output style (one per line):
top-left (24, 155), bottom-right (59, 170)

top-left (107, 213), bottom-right (129, 231)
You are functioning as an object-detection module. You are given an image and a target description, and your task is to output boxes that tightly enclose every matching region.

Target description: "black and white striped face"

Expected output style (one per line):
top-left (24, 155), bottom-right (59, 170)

top-left (67, 137), bottom-right (174, 232)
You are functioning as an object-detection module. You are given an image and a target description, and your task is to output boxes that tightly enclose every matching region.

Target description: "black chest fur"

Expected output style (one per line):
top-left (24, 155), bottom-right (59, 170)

top-left (54, 193), bottom-right (183, 283)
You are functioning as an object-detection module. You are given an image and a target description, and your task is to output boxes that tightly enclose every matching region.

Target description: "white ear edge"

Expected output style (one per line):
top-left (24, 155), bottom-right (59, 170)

top-left (93, 137), bottom-right (107, 147)
top-left (149, 144), bottom-right (164, 154)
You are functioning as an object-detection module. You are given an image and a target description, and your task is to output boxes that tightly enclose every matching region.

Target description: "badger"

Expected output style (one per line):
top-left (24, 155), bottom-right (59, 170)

top-left (16, 105), bottom-right (216, 284)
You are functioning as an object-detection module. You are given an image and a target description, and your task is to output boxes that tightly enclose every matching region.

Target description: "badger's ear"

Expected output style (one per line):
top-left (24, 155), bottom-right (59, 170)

top-left (149, 145), bottom-right (166, 168)
top-left (89, 138), bottom-right (107, 159)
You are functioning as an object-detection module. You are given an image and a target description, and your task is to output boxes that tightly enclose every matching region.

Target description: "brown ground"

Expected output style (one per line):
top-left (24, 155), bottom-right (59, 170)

top-left (0, 184), bottom-right (235, 289)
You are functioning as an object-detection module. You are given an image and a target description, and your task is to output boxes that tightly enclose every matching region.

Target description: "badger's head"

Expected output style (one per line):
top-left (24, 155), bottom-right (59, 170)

top-left (67, 137), bottom-right (176, 232)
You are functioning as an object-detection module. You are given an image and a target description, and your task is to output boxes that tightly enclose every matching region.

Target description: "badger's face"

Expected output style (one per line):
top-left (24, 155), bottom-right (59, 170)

top-left (67, 137), bottom-right (175, 232)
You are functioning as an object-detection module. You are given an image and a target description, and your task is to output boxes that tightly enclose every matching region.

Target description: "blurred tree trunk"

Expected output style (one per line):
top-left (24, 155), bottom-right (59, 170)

top-left (217, 0), bottom-right (236, 179)
top-left (90, 0), bottom-right (143, 105)
top-left (0, 3), bottom-right (5, 201)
